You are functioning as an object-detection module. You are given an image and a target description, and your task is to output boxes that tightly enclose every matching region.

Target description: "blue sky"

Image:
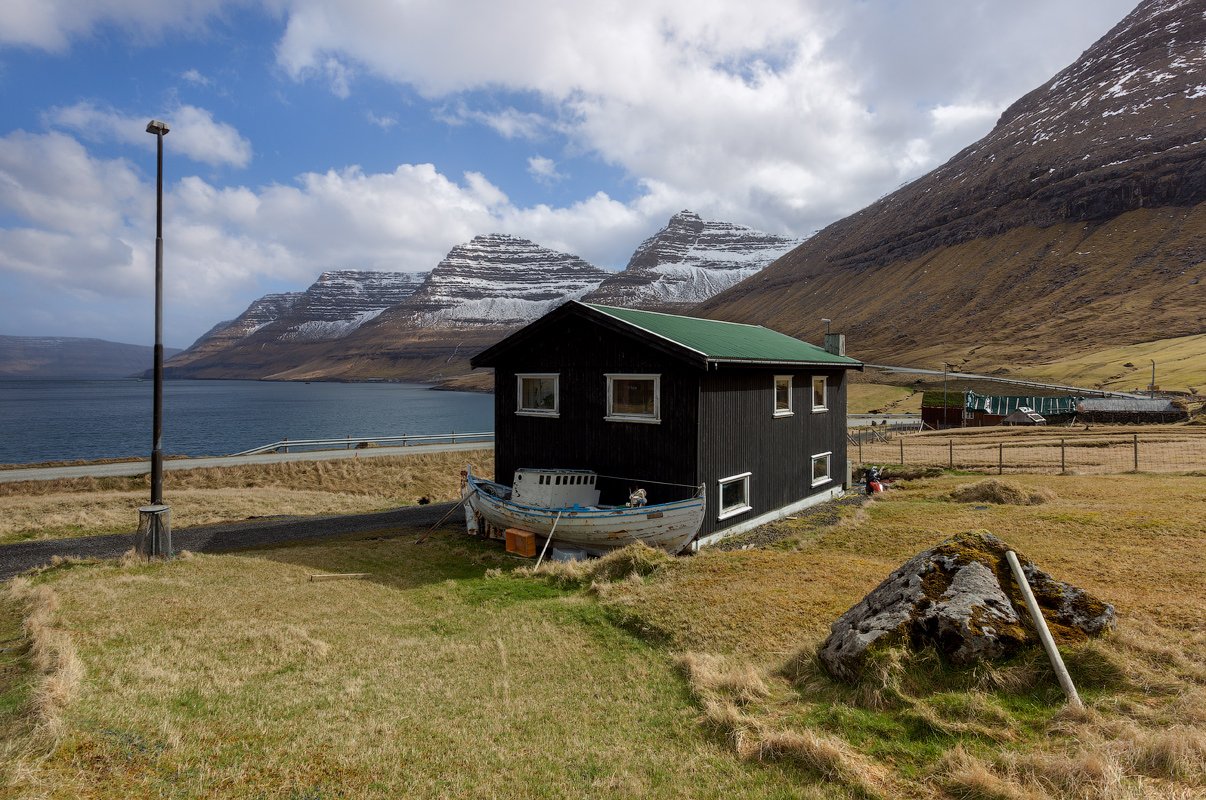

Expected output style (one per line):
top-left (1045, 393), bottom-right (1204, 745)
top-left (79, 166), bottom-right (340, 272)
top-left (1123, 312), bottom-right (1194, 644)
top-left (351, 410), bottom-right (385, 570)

top-left (0, 0), bottom-right (1135, 347)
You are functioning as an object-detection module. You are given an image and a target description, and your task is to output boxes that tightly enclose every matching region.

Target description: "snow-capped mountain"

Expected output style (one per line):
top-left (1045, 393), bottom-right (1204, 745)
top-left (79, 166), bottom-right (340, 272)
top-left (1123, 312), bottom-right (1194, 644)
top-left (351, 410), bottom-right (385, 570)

top-left (380, 234), bottom-right (609, 327)
top-left (697, 0), bottom-right (1206, 369)
top-left (166, 270), bottom-right (427, 371)
top-left (583, 211), bottom-right (802, 309)
top-left (275, 270), bottom-right (429, 341)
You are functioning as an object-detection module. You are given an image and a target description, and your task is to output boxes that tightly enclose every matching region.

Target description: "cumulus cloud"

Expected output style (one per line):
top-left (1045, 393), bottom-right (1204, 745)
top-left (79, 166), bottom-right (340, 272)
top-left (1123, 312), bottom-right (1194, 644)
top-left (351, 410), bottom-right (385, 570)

top-left (0, 129), bottom-right (652, 343)
top-left (45, 101), bottom-right (253, 168)
top-left (364, 110), bottom-right (397, 130)
top-left (526, 155), bottom-right (564, 185)
top-left (434, 101), bottom-right (549, 140)
top-left (181, 67), bottom-right (210, 86)
top-left (0, 0), bottom-right (236, 52)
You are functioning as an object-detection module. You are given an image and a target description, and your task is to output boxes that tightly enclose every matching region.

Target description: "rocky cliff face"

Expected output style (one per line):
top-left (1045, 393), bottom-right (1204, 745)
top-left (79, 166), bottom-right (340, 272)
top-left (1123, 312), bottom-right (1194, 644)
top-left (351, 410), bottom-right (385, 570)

top-left (167, 270), bottom-right (427, 372)
top-left (274, 270), bottom-right (429, 340)
top-left (167, 291), bottom-right (302, 369)
top-left (697, 0), bottom-right (1205, 368)
top-left (381, 234), bottom-right (609, 327)
top-left (584, 211), bottom-right (801, 309)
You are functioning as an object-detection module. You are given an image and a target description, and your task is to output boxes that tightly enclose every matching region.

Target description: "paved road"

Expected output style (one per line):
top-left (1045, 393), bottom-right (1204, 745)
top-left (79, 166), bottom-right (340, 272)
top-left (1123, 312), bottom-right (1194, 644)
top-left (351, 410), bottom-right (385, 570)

top-left (0, 442), bottom-right (492, 484)
top-left (0, 501), bottom-right (460, 580)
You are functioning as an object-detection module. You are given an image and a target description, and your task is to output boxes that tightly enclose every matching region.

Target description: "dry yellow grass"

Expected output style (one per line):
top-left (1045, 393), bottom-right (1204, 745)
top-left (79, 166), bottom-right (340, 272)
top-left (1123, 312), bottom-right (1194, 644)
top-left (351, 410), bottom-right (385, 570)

top-left (1017, 333), bottom-right (1206, 394)
top-left (857, 425), bottom-right (1206, 475)
top-left (3, 471), bottom-right (1203, 798)
top-left (0, 449), bottom-right (492, 544)
top-left (600, 472), bottom-right (1206, 798)
top-left (846, 384), bottom-right (922, 415)
top-left (3, 535), bottom-right (818, 800)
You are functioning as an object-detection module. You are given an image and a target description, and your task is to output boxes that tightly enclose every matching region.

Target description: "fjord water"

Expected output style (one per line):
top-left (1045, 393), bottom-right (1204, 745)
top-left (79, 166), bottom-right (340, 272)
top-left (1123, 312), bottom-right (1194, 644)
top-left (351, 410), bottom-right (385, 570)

top-left (0, 379), bottom-right (493, 465)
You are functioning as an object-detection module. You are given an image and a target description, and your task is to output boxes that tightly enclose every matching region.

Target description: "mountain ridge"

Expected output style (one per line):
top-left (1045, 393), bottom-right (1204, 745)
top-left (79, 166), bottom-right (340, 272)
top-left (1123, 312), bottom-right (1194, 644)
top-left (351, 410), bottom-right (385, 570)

top-left (695, 0), bottom-right (1205, 370)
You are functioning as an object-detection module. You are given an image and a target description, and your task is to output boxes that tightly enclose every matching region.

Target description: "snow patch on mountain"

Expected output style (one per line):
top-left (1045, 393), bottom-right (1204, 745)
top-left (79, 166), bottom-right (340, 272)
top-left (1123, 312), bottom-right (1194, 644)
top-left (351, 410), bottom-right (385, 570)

top-left (584, 211), bottom-right (802, 308)
top-left (392, 234), bottom-right (609, 327)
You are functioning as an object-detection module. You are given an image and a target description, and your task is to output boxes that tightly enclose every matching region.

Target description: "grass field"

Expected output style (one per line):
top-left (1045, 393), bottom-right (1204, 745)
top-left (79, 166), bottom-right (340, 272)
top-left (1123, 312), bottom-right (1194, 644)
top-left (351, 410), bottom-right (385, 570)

top-left (855, 424), bottom-right (1206, 475)
top-left (3, 471), bottom-right (1203, 798)
top-left (0, 449), bottom-right (493, 546)
top-left (1018, 333), bottom-right (1206, 394)
top-left (845, 384), bottom-right (922, 415)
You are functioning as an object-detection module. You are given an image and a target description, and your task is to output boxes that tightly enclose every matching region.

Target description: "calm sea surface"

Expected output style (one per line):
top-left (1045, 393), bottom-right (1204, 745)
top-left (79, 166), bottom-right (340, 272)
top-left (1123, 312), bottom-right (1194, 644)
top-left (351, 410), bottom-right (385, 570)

top-left (0, 379), bottom-right (494, 464)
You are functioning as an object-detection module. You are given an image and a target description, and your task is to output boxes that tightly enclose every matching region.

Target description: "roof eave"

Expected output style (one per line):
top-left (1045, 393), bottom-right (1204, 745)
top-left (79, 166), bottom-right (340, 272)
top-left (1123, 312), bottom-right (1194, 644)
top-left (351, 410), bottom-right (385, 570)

top-left (706, 357), bottom-right (864, 370)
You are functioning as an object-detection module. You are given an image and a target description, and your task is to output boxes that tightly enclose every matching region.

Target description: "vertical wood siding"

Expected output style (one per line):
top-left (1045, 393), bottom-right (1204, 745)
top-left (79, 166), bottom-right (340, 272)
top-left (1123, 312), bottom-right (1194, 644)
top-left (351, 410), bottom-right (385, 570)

top-left (697, 368), bottom-right (848, 536)
top-left (490, 314), bottom-right (700, 506)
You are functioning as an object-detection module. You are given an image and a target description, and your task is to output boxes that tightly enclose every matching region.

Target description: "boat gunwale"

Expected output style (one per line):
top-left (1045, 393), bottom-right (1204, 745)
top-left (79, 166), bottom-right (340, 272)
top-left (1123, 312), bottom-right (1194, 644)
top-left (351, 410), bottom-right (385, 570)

top-left (467, 474), bottom-right (703, 518)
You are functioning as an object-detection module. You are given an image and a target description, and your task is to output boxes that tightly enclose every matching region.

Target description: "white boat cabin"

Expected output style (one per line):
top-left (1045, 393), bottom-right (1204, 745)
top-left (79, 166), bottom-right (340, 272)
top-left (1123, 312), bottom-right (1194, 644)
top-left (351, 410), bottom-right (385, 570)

top-left (511, 468), bottom-right (600, 508)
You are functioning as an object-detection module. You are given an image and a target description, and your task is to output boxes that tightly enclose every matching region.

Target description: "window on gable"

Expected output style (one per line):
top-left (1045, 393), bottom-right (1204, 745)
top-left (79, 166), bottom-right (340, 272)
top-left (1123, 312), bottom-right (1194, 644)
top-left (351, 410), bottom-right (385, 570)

top-left (517, 373), bottom-right (559, 417)
top-left (811, 452), bottom-right (832, 487)
top-left (812, 376), bottom-right (828, 412)
top-left (718, 472), bottom-right (752, 520)
top-left (774, 375), bottom-right (793, 416)
top-left (605, 374), bottom-right (660, 423)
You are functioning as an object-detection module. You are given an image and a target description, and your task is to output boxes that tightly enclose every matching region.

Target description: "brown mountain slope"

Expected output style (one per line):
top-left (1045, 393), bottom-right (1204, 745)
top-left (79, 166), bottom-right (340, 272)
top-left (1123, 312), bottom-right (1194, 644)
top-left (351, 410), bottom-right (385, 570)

top-left (696, 0), bottom-right (1205, 367)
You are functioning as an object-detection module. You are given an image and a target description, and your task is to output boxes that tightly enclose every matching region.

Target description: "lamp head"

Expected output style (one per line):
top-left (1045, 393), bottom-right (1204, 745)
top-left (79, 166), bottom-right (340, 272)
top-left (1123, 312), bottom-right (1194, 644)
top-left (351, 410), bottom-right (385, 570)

top-left (145, 120), bottom-right (170, 135)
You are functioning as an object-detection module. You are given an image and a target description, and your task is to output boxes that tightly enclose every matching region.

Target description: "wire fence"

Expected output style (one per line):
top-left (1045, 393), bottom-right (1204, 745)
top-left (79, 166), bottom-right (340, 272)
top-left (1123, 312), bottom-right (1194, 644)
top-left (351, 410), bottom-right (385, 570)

top-left (850, 427), bottom-right (1206, 475)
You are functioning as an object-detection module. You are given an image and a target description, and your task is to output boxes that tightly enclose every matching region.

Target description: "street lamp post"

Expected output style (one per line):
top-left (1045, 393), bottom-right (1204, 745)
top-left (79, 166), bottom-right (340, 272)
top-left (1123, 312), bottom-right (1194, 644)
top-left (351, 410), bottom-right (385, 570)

top-left (137, 119), bottom-right (172, 559)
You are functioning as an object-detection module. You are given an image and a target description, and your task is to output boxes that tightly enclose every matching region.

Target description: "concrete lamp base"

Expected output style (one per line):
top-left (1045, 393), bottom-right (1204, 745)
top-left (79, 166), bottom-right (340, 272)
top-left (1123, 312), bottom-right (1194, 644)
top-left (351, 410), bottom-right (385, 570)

top-left (137, 505), bottom-right (172, 559)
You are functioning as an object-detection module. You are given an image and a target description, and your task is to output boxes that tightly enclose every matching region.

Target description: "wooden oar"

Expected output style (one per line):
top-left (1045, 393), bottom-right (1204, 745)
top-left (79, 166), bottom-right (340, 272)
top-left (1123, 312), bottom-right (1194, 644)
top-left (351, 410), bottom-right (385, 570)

top-left (533, 511), bottom-right (563, 569)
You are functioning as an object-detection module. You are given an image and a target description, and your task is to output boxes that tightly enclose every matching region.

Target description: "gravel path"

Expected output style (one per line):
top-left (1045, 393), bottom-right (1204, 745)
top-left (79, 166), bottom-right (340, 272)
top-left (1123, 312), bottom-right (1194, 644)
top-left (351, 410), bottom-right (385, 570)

top-left (0, 501), bottom-right (460, 581)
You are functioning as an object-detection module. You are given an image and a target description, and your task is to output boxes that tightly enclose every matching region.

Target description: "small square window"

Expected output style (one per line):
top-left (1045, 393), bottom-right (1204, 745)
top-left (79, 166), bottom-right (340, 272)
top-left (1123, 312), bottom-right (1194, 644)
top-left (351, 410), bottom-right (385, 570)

top-left (811, 452), bottom-right (832, 487)
top-left (605, 374), bottom-right (660, 423)
top-left (812, 376), bottom-right (828, 412)
top-left (718, 472), bottom-right (752, 520)
top-left (517, 373), bottom-right (558, 417)
top-left (774, 375), bottom-right (793, 416)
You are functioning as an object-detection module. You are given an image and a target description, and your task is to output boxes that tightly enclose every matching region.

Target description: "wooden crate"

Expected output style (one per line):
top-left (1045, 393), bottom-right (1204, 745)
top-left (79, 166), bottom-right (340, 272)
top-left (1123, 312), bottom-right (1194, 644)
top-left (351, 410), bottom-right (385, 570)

top-left (504, 528), bottom-right (537, 557)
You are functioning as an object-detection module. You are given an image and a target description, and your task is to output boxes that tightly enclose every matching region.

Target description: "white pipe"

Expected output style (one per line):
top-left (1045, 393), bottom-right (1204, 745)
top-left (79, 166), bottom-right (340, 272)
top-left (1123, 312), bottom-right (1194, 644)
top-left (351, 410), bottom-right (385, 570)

top-left (534, 511), bottom-right (563, 569)
top-left (1005, 550), bottom-right (1083, 709)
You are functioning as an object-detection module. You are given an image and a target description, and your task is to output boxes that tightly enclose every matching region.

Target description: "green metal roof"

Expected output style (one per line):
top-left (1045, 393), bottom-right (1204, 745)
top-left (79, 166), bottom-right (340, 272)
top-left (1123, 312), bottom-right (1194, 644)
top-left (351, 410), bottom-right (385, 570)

top-left (966, 392), bottom-right (1080, 416)
top-left (582, 303), bottom-right (861, 367)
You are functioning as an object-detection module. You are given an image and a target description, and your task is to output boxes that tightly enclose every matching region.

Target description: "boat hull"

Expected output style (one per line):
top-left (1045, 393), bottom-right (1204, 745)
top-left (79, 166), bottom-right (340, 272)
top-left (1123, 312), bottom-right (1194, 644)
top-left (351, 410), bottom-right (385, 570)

top-left (464, 474), bottom-right (704, 554)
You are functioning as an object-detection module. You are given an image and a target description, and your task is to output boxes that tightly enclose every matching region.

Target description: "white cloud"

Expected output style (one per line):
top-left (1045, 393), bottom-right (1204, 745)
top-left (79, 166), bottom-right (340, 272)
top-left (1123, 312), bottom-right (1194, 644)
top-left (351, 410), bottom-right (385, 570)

top-left (45, 101), bottom-right (253, 168)
top-left (0, 130), bottom-right (653, 344)
top-left (364, 110), bottom-right (397, 130)
top-left (434, 102), bottom-right (549, 140)
top-left (181, 67), bottom-right (211, 86)
top-left (526, 155), bottom-right (564, 185)
top-left (0, 0), bottom-right (237, 52)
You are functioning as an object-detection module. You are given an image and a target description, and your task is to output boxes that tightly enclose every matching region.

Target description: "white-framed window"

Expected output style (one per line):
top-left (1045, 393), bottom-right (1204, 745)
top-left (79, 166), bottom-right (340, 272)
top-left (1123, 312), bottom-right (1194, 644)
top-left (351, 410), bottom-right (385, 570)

top-left (811, 452), bottom-right (832, 487)
top-left (773, 375), bottom-right (793, 417)
top-left (516, 373), bottom-right (559, 417)
top-left (812, 376), bottom-right (828, 412)
top-left (605, 374), bottom-right (660, 423)
top-left (718, 472), bottom-right (752, 520)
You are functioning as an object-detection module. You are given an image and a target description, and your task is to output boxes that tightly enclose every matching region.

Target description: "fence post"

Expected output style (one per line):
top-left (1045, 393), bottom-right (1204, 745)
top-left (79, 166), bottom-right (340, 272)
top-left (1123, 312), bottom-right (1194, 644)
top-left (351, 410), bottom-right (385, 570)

top-left (283, 436), bottom-right (289, 454)
top-left (1060, 438), bottom-right (1065, 474)
top-left (858, 438), bottom-right (863, 464)
top-left (949, 439), bottom-right (954, 469)
top-left (1133, 433), bottom-right (1139, 472)
top-left (998, 442), bottom-right (1003, 475)
top-left (900, 438), bottom-right (905, 465)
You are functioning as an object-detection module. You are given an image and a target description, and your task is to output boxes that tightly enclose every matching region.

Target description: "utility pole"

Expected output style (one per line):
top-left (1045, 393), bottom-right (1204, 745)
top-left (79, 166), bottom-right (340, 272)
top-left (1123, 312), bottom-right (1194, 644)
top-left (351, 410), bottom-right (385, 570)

top-left (138, 119), bottom-right (172, 559)
top-left (1150, 359), bottom-right (1156, 399)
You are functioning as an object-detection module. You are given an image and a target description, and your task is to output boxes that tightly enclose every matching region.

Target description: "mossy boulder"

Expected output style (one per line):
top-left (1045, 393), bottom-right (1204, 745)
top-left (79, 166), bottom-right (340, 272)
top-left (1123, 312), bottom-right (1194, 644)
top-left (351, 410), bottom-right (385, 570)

top-left (818, 531), bottom-right (1115, 682)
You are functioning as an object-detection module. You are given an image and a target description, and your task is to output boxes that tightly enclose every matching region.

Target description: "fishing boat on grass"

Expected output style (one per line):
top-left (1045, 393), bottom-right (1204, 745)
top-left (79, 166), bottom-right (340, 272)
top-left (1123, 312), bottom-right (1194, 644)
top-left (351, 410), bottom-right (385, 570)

top-left (462, 466), bottom-right (705, 554)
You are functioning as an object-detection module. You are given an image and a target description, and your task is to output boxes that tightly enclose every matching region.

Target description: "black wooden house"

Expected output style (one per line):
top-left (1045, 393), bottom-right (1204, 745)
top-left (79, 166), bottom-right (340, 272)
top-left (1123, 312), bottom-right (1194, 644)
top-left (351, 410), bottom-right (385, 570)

top-left (470, 302), bottom-right (862, 548)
